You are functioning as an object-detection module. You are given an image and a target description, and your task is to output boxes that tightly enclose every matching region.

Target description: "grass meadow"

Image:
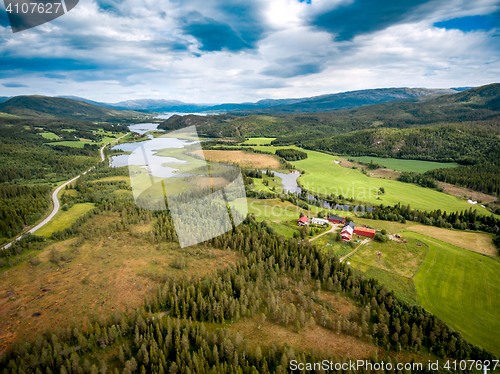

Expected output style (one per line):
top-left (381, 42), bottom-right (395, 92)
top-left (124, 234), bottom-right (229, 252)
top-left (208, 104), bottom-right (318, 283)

top-left (249, 145), bottom-right (491, 215)
top-left (242, 137), bottom-right (276, 145)
top-left (35, 203), bottom-right (95, 237)
top-left (40, 132), bottom-right (60, 140)
top-left (347, 156), bottom-right (459, 173)
top-left (413, 234), bottom-right (500, 356)
top-left (0, 212), bottom-right (241, 345)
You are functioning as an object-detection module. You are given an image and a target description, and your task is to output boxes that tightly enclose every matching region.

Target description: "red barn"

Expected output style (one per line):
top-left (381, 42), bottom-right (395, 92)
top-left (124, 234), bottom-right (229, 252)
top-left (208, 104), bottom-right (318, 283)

top-left (297, 216), bottom-right (309, 226)
top-left (341, 222), bottom-right (355, 241)
top-left (328, 215), bottom-right (345, 224)
top-left (353, 227), bottom-right (376, 238)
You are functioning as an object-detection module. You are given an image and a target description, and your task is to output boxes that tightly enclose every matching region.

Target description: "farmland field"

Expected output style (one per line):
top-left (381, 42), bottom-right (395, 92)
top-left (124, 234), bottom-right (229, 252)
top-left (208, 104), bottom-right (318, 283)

top-left (413, 234), bottom-right (500, 356)
top-left (191, 149), bottom-right (281, 169)
top-left (249, 145), bottom-right (491, 215)
top-left (242, 137), bottom-right (276, 145)
top-left (46, 140), bottom-right (92, 148)
top-left (40, 132), bottom-right (59, 140)
top-left (351, 217), bottom-right (497, 256)
top-left (347, 156), bottom-right (459, 173)
top-left (35, 203), bottom-right (95, 237)
top-left (348, 236), bottom-right (427, 278)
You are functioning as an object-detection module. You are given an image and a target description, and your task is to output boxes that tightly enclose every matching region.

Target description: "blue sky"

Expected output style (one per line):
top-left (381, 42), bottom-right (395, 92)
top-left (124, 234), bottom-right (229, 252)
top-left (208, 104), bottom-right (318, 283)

top-left (0, 0), bottom-right (499, 102)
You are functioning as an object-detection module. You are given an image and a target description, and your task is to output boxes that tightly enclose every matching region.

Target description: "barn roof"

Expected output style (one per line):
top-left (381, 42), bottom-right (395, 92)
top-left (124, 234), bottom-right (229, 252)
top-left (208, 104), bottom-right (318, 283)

top-left (297, 216), bottom-right (308, 223)
top-left (328, 215), bottom-right (345, 221)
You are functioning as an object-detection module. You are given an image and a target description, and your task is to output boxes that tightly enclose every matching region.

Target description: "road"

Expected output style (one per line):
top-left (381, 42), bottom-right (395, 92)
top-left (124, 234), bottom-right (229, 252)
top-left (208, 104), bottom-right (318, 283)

top-left (340, 238), bottom-right (370, 262)
top-left (1, 133), bottom-right (129, 250)
top-left (309, 222), bottom-right (339, 242)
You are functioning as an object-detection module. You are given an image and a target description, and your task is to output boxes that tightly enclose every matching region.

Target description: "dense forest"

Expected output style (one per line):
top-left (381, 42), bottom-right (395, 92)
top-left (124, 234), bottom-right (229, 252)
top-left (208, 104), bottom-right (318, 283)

top-left (0, 117), bottom-right (128, 240)
top-left (275, 149), bottom-right (308, 161)
top-left (1, 204), bottom-right (497, 372)
top-left (0, 185), bottom-right (51, 238)
top-left (424, 164), bottom-right (500, 196)
top-left (301, 125), bottom-right (500, 165)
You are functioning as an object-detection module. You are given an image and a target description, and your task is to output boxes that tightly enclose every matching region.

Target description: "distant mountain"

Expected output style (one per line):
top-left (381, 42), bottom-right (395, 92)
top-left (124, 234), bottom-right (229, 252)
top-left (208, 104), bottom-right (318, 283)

top-left (0, 95), bottom-right (150, 121)
top-left (300, 84), bottom-right (500, 163)
top-left (58, 95), bottom-right (106, 107)
top-left (158, 84), bottom-right (500, 140)
top-left (232, 87), bottom-right (462, 114)
top-left (63, 87), bottom-right (464, 114)
top-left (0, 97), bottom-right (11, 103)
top-left (450, 87), bottom-right (475, 92)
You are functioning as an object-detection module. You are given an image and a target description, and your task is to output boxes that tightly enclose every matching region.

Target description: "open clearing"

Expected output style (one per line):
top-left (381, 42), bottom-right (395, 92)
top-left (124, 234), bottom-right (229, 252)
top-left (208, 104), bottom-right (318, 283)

top-left (228, 314), bottom-right (378, 359)
top-left (439, 182), bottom-right (498, 204)
top-left (242, 137), bottom-right (276, 145)
top-left (192, 149), bottom-right (281, 169)
top-left (0, 213), bottom-right (240, 347)
top-left (249, 145), bottom-right (491, 215)
top-left (35, 203), bottom-right (95, 237)
top-left (40, 132), bottom-right (60, 140)
top-left (347, 156), bottom-right (459, 173)
top-left (413, 234), bottom-right (500, 357)
top-left (405, 225), bottom-right (497, 256)
top-left (348, 236), bottom-right (427, 278)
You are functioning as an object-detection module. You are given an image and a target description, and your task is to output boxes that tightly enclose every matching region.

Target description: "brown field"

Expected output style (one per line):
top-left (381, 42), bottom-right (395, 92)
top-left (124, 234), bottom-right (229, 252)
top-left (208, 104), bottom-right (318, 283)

top-left (338, 158), bottom-right (363, 169)
top-left (0, 213), bottom-right (240, 351)
top-left (368, 168), bottom-right (402, 180)
top-left (229, 316), bottom-right (378, 359)
top-left (406, 225), bottom-right (497, 256)
top-left (439, 182), bottom-right (497, 204)
top-left (191, 150), bottom-right (281, 169)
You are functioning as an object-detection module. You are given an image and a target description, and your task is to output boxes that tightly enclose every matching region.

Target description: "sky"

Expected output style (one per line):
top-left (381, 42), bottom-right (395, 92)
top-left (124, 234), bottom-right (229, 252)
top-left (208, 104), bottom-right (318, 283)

top-left (0, 0), bottom-right (499, 103)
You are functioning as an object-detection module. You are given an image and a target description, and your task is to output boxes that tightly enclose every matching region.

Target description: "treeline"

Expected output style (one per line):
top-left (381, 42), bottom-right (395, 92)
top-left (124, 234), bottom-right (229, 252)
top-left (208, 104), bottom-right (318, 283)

top-left (1, 216), bottom-right (496, 373)
top-left (275, 148), bottom-right (307, 161)
top-left (424, 164), bottom-right (500, 196)
top-left (397, 172), bottom-right (438, 189)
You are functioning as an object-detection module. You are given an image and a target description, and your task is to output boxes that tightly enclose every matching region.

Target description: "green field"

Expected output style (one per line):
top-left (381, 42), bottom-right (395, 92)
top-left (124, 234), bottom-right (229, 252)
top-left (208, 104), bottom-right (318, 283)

top-left (413, 234), bottom-right (500, 356)
top-left (43, 130), bottom-right (127, 148)
top-left (46, 140), bottom-right (92, 148)
top-left (250, 145), bottom-right (491, 215)
top-left (40, 132), bottom-right (60, 140)
top-left (348, 156), bottom-right (459, 173)
top-left (349, 236), bottom-right (427, 278)
top-left (35, 203), bottom-right (95, 237)
top-left (243, 137), bottom-right (276, 145)
top-left (0, 112), bottom-right (21, 118)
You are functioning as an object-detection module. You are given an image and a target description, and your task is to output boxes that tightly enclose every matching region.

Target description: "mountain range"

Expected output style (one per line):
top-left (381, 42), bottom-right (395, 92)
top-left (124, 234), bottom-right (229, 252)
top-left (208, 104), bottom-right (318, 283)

top-left (57, 87), bottom-right (469, 113)
top-left (0, 86), bottom-right (480, 121)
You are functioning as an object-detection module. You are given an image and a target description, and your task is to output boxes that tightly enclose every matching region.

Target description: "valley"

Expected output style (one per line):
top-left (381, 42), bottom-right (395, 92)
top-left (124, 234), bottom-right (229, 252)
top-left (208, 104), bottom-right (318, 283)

top-left (0, 86), bottom-right (499, 373)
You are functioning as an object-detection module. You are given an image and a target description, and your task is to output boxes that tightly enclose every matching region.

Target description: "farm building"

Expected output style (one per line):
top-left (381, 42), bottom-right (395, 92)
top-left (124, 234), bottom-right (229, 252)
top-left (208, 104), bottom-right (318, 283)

top-left (297, 216), bottom-right (309, 226)
top-left (311, 217), bottom-right (329, 225)
top-left (353, 227), bottom-right (376, 238)
top-left (328, 216), bottom-right (345, 224)
top-left (341, 221), bottom-right (356, 241)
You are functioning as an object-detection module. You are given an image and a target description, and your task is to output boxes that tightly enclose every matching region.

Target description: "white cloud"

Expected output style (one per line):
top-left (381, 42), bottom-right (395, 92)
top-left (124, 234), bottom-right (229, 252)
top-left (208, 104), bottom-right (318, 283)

top-left (0, 0), bottom-right (498, 102)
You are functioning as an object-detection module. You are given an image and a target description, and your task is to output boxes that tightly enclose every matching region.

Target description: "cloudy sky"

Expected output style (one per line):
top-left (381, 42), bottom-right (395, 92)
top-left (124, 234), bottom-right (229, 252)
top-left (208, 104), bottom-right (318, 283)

top-left (0, 0), bottom-right (499, 103)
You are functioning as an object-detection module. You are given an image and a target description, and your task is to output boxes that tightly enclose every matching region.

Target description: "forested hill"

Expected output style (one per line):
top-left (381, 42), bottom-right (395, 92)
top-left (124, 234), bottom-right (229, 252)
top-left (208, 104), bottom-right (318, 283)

top-left (0, 96), bottom-right (150, 121)
top-left (232, 87), bottom-right (460, 114)
top-left (301, 125), bottom-right (500, 164)
top-left (158, 84), bottom-right (500, 141)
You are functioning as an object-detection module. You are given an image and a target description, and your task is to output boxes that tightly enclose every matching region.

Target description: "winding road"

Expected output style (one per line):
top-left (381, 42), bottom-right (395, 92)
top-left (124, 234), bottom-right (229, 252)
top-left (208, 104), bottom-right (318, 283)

top-left (1, 133), bottom-right (129, 250)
